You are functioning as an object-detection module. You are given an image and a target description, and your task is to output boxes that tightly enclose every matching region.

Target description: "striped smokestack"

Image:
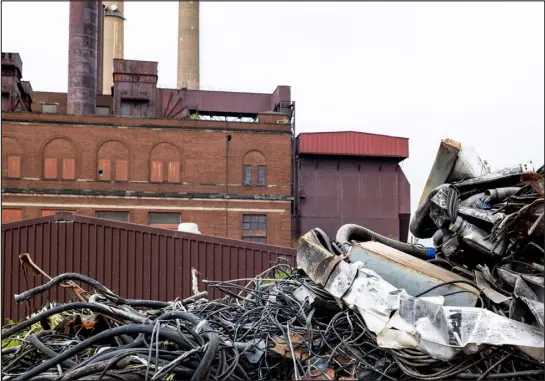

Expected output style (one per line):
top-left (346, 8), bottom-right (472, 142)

top-left (177, 1), bottom-right (200, 90)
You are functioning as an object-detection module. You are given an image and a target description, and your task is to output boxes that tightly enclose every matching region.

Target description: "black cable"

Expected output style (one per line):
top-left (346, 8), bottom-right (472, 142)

top-left (442, 290), bottom-right (484, 308)
top-left (476, 349), bottom-right (515, 380)
top-left (1, 302), bottom-right (146, 340)
top-left (456, 369), bottom-right (545, 379)
top-left (13, 324), bottom-right (194, 380)
top-left (414, 280), bottom-right (481, 298)
top-left (27, 331), bottom-right (77, 369)
top-left (154, 311), bottom-right (220, 381)
top-left (336, 224), bottom-right (432, 259)
top-left (14, 273), bottom-right (122, 304)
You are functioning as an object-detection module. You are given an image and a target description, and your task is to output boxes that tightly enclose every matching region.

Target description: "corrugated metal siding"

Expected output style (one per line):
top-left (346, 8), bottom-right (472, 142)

top-left (2, 213), bottom-right (296, 321)
top-left (298, 132), bottom-right (409, 159)
top-left (294, 156), bottom-right (410, 240)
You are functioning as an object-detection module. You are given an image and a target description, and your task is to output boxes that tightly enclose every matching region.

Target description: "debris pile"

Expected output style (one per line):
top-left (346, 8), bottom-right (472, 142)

top-left (409, 139), bottom-right (544, 329)
top-left (2, 251), bottom-right (544, 380)
top-left (1, 139), bottom-right (544, 380)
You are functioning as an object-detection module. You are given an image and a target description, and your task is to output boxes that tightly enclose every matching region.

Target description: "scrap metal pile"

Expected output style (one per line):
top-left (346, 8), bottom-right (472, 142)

top-left (2, 249), bottom-right (544, 380)
top-left (409, 139), bottom-right (544, 328)
top-left (1, 139), bottom-right (544, 380)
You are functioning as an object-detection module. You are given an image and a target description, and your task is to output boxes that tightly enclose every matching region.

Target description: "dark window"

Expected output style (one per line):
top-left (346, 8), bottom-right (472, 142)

top-left (242, 214), bottom-right (267, 231)
top-left (242, 237), bottom-right (267, 244)
top-left (96, 211), bottom-right (129, 222)
top-left (243, 165), bottom-right (252, 185)
top-left (242, 215), bottom-right (267, 243)
top-left (257, 165), bottom-right (266, 186)
top-left (148, 212), bottom-right (181, 225)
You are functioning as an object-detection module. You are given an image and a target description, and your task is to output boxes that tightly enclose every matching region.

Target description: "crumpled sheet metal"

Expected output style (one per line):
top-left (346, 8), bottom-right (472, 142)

top-left (474, 270), bottom-right (512, 304)
top-left (513, 276), bottom-right (544, 328)
top-left (297, 231), bottom-right (347, 287)
top-left (347, 241), bottom-right (480, 306)
top-left (297, 237), bottom-right (545, 363)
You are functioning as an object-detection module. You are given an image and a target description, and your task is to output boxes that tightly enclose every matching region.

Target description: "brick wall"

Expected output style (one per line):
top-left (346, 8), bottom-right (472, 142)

top-left (1, 113), bottom-right (293, 246)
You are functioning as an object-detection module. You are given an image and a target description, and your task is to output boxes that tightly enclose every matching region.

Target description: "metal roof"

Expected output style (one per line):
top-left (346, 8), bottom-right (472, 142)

top-left (297, 131), bottom-right (409, 159)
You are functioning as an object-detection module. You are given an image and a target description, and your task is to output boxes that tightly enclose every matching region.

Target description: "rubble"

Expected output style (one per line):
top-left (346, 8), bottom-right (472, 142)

top-left (1, 138), bottom-right (544, 380)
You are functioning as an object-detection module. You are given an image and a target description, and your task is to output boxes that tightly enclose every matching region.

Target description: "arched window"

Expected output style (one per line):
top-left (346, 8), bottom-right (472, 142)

top-left (2, 136), bottom-right (22, 178)
top-left (243, 150), bottom-right (266, 186)
top-left (42, 137), bottom-right (77, 180)
top-left (97, 140), bottom-right (130, 181)
top-left (149, 142), bottom-right (181, 183)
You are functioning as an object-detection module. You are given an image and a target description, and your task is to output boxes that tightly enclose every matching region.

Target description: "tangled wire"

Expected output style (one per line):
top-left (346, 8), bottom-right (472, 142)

top-left (1, 262), bottom-right (544, 380)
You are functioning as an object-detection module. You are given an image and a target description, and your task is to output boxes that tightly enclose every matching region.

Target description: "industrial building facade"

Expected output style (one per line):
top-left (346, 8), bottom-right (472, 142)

top-left (1, 52), bottom-right (294, 247)
top-left (1, 112), bottom-right (293, 246)
top-left (1, 0), bottom-right (411, 247)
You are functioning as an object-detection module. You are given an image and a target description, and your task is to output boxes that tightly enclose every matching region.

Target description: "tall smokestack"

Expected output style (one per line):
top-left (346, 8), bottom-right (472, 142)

top-left (96, 2), bottom-right (105, 95)
top-left (68, 0), bottom-right (99, 115)
top-left (102, 1), bottom-right (125, 95)
top-left (177, 1), bottom-right (200, 90)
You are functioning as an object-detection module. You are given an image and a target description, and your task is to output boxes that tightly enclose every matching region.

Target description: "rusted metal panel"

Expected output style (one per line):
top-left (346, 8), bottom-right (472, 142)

top-left (151, 161), bottom-right (163, 182)
top-left (113, 59), bottom-right (158, 76)
top-left (168, 161), bottom-right (180, 183)
top-left (7, 156), bottom-right (21, 178)
top-left (115, 159), bottom-right (128, 181)
top-left (1, 209), bottom-right (22, 224)
top-left (44, 157), bottom-right (57, 179)
top-left (298, 132), bottom-right (409, 159)
top-left (1, 213), bottom-right (296, 321)
top-left (67, 0), bottom-right (98, 115)
top-left (1, 53), bottom-right (23, 78)
top-left (98, 159), bottom-right (111, 180)
top-left (62, 158), bottom-right (75, 180)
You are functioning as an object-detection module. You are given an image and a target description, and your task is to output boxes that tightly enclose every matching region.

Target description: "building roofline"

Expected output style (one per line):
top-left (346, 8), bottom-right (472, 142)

top-left (297, 130), bottom-right (409, 141)
top-left (2, 112), bottom-right (293, 134)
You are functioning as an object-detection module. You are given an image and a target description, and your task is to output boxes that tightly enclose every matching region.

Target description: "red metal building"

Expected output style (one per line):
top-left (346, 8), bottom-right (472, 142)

top-left (294, 131), bottom-right (411, 242)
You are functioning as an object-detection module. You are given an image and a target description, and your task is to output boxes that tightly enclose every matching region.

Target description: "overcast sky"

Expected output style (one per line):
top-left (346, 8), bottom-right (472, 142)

top-left (2, 1), bottom-right (544, 223)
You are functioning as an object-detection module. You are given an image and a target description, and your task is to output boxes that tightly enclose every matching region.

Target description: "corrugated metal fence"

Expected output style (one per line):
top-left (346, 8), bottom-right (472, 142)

top-left (2, 213), bottom-right (296, 321)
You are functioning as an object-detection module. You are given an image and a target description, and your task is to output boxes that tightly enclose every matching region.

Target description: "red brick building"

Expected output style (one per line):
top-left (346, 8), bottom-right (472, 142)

top-left (1, 53), bottom-right (295, 246)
